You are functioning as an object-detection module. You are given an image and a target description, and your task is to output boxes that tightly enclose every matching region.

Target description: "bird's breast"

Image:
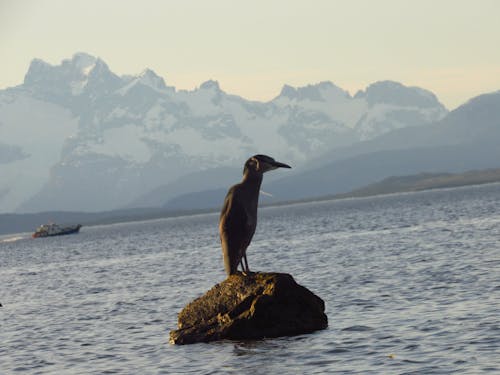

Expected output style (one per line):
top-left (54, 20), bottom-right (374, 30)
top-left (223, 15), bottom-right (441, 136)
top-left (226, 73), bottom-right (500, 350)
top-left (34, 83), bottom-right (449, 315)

top-left (246, 211), bottom-right (257, 229)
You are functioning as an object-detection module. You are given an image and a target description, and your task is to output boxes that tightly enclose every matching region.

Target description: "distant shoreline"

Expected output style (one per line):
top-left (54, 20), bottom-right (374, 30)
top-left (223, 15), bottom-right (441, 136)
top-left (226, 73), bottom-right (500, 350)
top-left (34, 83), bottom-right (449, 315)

top-left (2, 168), bottom-right (500, 236)
top-left (334, 168), bottom-right (500, 199)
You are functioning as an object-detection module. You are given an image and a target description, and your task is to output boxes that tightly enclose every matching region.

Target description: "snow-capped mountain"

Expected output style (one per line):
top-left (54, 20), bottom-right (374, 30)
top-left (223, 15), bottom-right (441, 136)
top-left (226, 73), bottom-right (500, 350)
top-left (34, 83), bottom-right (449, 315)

top-left (158, 91), bottom-right (500, 211)
top-left (0, 52), bottom-right (447, 213)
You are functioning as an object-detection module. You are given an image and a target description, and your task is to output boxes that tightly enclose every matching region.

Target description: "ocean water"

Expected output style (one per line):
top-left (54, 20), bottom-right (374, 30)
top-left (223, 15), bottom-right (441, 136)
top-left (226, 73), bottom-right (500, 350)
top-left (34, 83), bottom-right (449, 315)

top-left (1, 183), bottom-right (499, 374)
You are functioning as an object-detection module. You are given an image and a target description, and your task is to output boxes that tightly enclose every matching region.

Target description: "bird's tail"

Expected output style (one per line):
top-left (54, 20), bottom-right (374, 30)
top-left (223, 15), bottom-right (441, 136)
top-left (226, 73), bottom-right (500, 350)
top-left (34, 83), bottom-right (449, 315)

top-left (224, 255), bottom-right (232, 276)
top-left (221, 240), bottom-right (234, 276)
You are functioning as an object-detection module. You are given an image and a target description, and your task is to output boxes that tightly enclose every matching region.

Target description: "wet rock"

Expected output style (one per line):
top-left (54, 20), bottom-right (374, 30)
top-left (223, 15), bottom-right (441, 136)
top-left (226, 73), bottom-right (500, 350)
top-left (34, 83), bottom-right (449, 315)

top-left (170, 272), bottom-right (327, 345)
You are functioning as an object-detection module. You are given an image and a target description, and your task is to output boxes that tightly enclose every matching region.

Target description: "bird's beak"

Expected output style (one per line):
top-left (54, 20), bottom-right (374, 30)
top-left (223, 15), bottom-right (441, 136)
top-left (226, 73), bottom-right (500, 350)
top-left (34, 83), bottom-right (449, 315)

top-left (272, 160), bottom-right (291, 169)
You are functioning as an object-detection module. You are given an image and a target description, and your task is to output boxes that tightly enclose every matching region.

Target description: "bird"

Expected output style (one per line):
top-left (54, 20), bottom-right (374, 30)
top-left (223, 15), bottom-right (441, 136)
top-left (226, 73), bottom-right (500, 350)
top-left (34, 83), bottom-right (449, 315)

top-left (219, 154), bottom-right (291, 276)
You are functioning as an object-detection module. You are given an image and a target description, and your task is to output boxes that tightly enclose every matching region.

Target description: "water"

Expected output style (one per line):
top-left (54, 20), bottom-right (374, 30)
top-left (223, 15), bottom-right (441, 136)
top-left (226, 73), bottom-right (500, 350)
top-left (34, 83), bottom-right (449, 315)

top-left (1, 183), bottom-right (499, 374)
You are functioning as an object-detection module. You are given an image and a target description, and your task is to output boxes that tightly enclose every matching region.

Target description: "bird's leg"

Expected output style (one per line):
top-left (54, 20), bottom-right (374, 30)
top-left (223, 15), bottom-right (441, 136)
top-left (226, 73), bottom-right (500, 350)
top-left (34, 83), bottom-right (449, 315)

top-left (243, 254), bottom-right (259, 275)
top-left (243, 254), bottom-right (250, 274)
top-left (239, 259), bottom-right (248, 276)
top-left (239, 256), bottom-right (250, 276)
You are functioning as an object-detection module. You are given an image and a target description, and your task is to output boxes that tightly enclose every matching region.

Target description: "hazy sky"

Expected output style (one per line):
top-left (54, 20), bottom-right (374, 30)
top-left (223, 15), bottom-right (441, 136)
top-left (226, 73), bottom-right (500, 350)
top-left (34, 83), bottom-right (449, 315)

top-left (1, 0), bottom-right (499, 109)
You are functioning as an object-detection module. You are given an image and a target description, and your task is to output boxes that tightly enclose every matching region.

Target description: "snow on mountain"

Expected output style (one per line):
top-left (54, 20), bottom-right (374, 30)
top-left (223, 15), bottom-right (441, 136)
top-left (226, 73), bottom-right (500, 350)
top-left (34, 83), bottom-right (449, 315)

top-left (117, 68), bottom-right (171, 96)
top-left (352, 81), bottom-right (448, 139)
top-left (25, 52), bottom-right (97, 96)
top-left (273, 80), bottom-right (448, 141)
top-left (355, 80), bottom-right (441, 107)
top-left (0, 53), bottom-right (448, 213)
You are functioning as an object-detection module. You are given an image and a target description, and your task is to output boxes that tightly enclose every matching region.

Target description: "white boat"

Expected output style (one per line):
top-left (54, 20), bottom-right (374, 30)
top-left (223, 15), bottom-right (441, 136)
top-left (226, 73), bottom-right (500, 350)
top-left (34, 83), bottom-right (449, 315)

top-left (32, 223), bottom-right (82, 238)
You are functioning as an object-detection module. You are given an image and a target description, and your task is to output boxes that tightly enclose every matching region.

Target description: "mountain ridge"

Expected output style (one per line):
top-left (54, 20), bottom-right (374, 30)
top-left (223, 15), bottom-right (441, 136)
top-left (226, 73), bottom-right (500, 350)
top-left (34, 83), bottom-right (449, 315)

top-left (140, 89), bottom-right (500, 209)
top-left (1, 52), bottom-right (448, 213)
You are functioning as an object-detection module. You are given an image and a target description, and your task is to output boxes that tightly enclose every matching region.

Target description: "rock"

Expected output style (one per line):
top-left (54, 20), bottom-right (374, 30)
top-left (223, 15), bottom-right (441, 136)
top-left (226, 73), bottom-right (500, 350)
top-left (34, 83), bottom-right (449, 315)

top-left (169, 272), bottom-right (327, 345)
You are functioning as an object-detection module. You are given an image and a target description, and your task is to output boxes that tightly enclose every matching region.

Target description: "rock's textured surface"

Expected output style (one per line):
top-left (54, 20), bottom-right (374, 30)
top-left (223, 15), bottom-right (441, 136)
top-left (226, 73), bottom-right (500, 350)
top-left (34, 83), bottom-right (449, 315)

top-left (170, 272), bottom-right (327, 345)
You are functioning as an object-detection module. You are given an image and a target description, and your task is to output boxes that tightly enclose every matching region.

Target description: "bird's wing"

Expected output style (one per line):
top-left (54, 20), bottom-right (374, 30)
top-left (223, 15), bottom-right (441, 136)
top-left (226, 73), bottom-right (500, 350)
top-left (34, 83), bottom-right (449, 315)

top-left (220, 187), bottom-right (249, 247)
top-left (219, 187), bottom-right (250, 273)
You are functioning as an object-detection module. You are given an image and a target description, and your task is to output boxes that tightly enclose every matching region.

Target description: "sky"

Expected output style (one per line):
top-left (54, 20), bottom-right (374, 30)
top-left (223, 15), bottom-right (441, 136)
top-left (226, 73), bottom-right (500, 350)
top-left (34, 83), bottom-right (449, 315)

top-left (1, 0), bottom-right (500, 110)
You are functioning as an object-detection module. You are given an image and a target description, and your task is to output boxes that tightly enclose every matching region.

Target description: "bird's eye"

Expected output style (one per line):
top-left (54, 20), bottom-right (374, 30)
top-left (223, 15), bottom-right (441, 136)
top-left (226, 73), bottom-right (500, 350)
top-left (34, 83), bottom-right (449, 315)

top-left (250, 157), bottom-right (260, 171)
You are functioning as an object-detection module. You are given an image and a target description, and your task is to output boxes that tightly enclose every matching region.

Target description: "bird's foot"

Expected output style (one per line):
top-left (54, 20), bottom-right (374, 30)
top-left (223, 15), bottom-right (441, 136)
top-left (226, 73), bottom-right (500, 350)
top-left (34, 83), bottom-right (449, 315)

top-left (241, 270), bottom-right (258, 277)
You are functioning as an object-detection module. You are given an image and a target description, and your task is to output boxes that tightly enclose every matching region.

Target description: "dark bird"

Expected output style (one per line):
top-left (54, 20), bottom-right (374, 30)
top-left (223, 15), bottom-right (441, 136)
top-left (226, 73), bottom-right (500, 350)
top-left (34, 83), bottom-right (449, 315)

top-left (219, 154), bottom-right (291, 276)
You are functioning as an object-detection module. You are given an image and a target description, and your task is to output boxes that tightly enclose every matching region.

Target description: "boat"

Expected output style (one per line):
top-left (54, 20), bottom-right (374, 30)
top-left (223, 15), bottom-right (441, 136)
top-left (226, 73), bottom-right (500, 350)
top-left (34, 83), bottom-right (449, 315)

top-left (32, 223), bottom-right (82, 238)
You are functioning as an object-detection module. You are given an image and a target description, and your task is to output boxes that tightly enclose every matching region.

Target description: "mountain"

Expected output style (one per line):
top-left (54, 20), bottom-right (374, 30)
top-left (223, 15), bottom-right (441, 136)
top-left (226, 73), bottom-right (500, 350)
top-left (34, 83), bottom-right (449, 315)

top-left (153, 91), bottom-right (500, 210)
top-left (307, 90), bottom-right (500, 168)
top-left (127, 166), bottom-right (240, 208)
top-left (336, 168), bottom-right (500, 198)
top-left (262, 91), bottom-right (500, 201)
top-left (1, 53), bottom-right (448, 213)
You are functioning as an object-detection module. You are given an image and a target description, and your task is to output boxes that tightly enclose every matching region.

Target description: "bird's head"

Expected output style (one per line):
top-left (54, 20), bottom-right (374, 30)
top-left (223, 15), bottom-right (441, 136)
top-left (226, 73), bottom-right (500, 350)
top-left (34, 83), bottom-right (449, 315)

top-left (243, 154), bottom-right (291, 176)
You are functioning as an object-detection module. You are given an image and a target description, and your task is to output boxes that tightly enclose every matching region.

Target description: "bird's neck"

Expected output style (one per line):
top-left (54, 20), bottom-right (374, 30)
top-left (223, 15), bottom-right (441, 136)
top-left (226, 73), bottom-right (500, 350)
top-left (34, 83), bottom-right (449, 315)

top-left (241, 172), bottom-right (263, 191)
top-left (241, 173), bottom-right (263, 211)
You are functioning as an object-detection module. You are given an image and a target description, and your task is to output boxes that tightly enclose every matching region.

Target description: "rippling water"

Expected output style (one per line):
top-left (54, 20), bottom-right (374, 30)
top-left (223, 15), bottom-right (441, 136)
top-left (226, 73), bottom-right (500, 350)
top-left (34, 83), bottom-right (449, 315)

top-left (1, 184), bottom-right (499, 374)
